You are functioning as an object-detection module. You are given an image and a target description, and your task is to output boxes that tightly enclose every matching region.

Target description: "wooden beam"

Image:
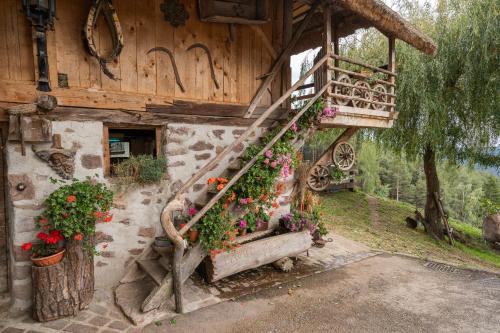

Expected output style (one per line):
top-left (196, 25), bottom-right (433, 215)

top-left (388, 36), bottom-right (396, 116)
top-left (323, 4), bottom-right (333, 108)
top-left (282, 0), bottom-right (293, 111)
top-left (244, 0), bottom-right (320, 118)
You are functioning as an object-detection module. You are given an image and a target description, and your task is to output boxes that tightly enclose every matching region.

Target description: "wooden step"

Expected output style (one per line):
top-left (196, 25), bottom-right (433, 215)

top-left (137, 259), bottom-right (167, 286)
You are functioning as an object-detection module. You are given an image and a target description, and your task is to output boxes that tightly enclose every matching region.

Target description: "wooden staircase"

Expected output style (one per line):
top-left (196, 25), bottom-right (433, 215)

top-left (115, 2), bottom-right (335, 324)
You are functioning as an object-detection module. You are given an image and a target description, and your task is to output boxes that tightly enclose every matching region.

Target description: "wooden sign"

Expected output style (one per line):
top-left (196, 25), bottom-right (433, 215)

top-left (8, 115), bottom-right (52, 143)
top-left (198, 0), bottom-right (269, 25)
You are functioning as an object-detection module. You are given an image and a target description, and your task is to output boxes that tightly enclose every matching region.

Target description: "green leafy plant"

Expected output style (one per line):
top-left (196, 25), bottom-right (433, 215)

top-left (197, 99), bottom-right (326, 253)
top-left (113, 155), bottom-right (167, 184)
top-left (40, 177), bottom-right (114, 246)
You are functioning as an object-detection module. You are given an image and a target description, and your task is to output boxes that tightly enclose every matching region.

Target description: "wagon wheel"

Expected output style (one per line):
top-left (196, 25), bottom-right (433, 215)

top-left (307, 165), bottom-right (330, 191)
top-left (332, 142), bottom-right (355, 171)
top-left (333, 74), bottom-right (352, 106)
top-left (371, 84), bottom-right (388, 111)
top-left (352, 80), bottom-right (372, 109)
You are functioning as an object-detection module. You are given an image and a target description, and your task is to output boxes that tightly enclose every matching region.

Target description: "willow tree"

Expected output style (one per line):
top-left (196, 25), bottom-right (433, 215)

top-left (381, 0), bottom-right (499, 239)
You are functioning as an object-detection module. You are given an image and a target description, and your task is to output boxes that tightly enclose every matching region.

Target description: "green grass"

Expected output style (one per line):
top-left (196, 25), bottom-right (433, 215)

top-left (320, 191), bottom-right (500, 272)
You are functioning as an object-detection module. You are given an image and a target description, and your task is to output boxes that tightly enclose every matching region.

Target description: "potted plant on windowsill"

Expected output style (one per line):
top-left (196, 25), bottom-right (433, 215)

top-left (21, 228), bottom-right (65, 267)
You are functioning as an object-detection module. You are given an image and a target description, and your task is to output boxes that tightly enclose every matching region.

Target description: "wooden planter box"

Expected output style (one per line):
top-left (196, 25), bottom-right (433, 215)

top-left (204, 230), bottom-right (311, 282)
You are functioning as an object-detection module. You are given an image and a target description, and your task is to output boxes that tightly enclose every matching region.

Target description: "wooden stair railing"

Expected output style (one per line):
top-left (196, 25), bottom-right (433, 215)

top-left (150, 65), bottom-right (332, 313)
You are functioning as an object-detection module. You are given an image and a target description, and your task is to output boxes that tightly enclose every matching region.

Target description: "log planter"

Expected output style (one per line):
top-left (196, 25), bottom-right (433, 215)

top-left (203, 230), bottom-right (312, 283)
top-left (32, 239), bottom-right (94, 322)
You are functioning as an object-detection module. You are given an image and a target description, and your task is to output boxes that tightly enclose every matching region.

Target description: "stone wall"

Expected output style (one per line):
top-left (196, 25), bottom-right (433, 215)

top-left (4, 119), bottom-right (292, 312)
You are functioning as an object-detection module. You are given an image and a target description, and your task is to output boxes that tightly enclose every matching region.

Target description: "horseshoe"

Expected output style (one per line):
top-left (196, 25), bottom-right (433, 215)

top-left (186, 43), bottom-right (220, 90)
top-left (147, 46), bottom-right (186, 93)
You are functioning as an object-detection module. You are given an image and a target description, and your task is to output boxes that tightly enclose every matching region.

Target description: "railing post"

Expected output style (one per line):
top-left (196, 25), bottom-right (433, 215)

top-left (388, 36), bottom-right (396, 116)
top-left (323, 4), bottom-right (333, 108)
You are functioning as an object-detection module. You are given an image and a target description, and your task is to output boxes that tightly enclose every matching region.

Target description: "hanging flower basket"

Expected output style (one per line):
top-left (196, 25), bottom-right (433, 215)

top-left (31, 249), bottom-right (65, 267)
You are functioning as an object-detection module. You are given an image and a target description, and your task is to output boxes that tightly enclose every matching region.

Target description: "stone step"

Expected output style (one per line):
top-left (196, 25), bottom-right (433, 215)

top-left (137, 259), bottom-right (167, 286)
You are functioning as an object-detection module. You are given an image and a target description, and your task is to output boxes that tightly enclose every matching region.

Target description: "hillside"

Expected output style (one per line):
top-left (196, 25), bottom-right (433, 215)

top-left (320, 191), bottom-right (500, 272)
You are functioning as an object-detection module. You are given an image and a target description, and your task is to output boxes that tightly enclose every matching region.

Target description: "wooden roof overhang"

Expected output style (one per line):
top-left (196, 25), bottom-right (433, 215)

top-left (292, 0), bottom-right (437, 56)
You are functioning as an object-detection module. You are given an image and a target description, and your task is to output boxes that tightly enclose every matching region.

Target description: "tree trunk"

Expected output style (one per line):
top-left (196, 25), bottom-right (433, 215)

top-left (32, 240), bottom-right (93, 322)
top-left (423, 145), bottom-right (444, 240)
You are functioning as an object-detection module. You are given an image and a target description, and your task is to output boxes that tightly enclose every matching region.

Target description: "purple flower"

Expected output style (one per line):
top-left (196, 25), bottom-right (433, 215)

top-left (239, 219), bottom-right (247, 230)
top-left (265, 150), bottom-right (273, 159)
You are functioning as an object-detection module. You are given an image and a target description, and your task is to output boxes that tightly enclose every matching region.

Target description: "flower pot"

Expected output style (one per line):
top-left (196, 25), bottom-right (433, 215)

top-left (189, 230), bottom-right (199, 243)
top-left (31, 249), bottom-right (65, 267)
top-left (239, 229), bottom-right (247, 236)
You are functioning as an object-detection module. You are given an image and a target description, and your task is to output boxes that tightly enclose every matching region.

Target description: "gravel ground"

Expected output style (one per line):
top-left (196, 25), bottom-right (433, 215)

top-left (142, 253), bottom-right (500, 333)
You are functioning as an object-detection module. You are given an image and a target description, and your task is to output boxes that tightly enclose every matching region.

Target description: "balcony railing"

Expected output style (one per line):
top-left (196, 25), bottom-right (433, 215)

top-left (328, 54), bottom-right (396, 113)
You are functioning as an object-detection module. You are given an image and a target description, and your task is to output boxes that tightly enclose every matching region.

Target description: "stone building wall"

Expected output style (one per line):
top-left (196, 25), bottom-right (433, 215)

top-left (4, 119), bottom-right (292, 312)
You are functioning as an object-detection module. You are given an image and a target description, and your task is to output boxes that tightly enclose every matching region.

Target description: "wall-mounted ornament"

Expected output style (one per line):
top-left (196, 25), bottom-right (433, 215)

top-left (186, 43), bottom-right (220, 89)
top-left (84, 0), bottom-right (124, 80)
top-left (32, 134), bottom-right (76, 180)
top-left (8, 99), bottom-right (55, 156)
top-left (22, 0), bottom-right (57, 92)
top-left (160, 0), bottom-right (189, 28)
top-left (147, 47), bottom-right (185, 92)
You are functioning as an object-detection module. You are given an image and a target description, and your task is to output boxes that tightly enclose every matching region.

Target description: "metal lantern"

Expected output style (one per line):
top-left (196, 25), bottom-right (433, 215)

top-left (22, 0), bottom-right (56, 92)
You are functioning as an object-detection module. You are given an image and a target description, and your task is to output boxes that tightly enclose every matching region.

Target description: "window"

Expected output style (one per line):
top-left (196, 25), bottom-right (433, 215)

top-left (103, 125), bottom-right (163, 176)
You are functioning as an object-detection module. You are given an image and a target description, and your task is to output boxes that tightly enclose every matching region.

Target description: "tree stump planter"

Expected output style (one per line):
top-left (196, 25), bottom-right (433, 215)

top-left (32, 240), bottom-right (94, 322)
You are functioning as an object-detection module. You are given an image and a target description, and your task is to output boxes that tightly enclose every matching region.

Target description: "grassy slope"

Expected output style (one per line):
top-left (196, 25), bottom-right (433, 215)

top-left (320, 191), bottom-right (500, 272)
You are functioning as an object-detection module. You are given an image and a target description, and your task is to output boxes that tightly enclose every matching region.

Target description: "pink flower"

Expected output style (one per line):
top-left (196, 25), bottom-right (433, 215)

top-left (270, 161), bottom-right (278, 169)
top-left (291, 123), bottom-right (298, 132)
top-left (239, 198), bottom-right (248, 205)
top-left (321, 107), bottom-right (338, 119)
top-left (265, 150), bottom-right (273, 159)
top-left (188, 207), bottom-right (198, 216)
top-left (239, 219), bottom-right (247, 230)
top-left (256, 218), bottom-right (262, 228)
top-left (264, 158), bottom-right (270, 165)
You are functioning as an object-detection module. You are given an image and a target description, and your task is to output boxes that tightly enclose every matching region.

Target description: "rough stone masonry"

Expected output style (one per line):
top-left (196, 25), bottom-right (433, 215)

top-left (4, 120), bottom-right (293, 313)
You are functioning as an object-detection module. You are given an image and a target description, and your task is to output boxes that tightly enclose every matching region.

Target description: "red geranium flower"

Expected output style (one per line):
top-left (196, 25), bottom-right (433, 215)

top-left (94, 211), bottom-right (104, 219)
top-left (66, 195), bottom-right (76, 203)
top-left (50, 230), bottom-right (64, 242)
top-left (38, 217), bottom-right (48, 225)
top-left (103, 214), bottom-right (113, 223)
top-left (37, 232), bottom-right (48, 241)
top-left (63, 213), bottom-right (69, 218)
top-left (73, 233), bottom-right (83, 241)
top-left (21, 242), bottom-right (32, 251)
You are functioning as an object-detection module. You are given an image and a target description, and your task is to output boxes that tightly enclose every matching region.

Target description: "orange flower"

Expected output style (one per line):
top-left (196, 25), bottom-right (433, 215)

top-left (229, 191), bottom-right (236, 201)
top-left (216, 183), bottom-right (225, 191)
top-left (217, 177), bottom-right (228, 184)
top-left (272, 201), bottom-right (279, 209)
top-left (207, 177), bottom-right (217, 185)
top-left (66, 195), bottom-right (76, 203)
top-left (223, 203), bottom-right (229, 209)
top-left (73, 233), bottom-right (83, 241)
top-left (247, 197), bottom-right (253, 204)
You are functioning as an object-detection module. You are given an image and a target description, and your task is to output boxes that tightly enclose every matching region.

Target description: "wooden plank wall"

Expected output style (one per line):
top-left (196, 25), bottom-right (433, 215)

top-left (0, 0), bottom-right (275, 111)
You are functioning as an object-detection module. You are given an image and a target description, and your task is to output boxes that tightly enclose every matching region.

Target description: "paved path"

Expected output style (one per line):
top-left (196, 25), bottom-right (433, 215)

top-left (142, 254), bottom-right (500, 333)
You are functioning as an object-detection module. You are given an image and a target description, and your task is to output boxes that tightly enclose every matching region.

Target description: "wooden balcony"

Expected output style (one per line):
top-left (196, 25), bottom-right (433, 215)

top-left (296, 48), bottom-right (397, 129)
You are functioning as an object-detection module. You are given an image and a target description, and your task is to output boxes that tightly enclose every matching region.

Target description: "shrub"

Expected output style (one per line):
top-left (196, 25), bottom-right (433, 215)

top-left (113, 155), bottom-right (167, 184)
